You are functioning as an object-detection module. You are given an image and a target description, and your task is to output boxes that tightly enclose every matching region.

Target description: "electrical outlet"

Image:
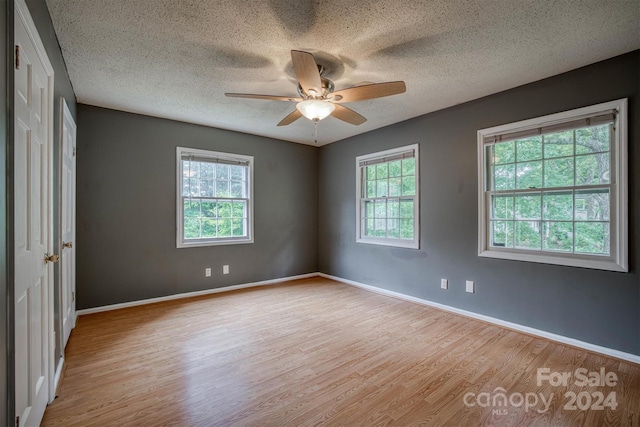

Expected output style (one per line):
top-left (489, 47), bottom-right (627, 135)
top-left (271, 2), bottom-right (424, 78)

top-left (205, 268), bottom-right (211, 277)
top-left (466, 280), bottom-right (475, 293)
top-left (223, 265), bottom-right (229, 275)
top-left (440, 278), bottom-right (448, 290)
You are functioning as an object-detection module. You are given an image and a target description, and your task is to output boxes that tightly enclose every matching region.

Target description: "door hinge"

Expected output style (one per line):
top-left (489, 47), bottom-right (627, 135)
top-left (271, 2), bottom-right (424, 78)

top-left (16, 415), bottom-right (19, 427)
top-left (72, 291), bottom-right (75, 302)
top-left (15, 45), bottom-right (20, 70)
top-left (73, 147), bottom-right (76, 157)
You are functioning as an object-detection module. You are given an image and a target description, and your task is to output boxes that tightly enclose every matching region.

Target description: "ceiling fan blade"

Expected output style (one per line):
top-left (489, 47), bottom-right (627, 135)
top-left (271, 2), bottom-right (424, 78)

top-left (330, 81), bottom-right (406, 103)
top-left (331, 104), bottom-right (367, 125)
top-left (291, 50), bottom-right (323, 96)
top-left (277, 109), bottom-right (303, 126)
top-left (225, 93), bottom-right (301, 102)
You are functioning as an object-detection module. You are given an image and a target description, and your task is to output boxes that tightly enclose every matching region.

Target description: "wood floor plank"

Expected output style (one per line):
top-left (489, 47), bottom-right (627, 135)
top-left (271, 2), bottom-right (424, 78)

top-left (42, 278), bottom-right (640, 426)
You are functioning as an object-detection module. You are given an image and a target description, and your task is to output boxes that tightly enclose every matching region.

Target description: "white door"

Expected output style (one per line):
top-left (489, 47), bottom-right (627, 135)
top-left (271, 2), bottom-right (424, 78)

top-left (60, 99), bottom-right (77, 347)
top-left (15, 1), bottom-right (55, 425)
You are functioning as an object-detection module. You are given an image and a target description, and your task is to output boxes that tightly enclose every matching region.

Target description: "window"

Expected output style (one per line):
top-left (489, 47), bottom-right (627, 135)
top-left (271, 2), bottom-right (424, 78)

top-left (176, 147), bottom-right (253, 247)
top-left (477, 99), bottom-right (627, 271)
top-left (356, 144), bottom-right (419, 249)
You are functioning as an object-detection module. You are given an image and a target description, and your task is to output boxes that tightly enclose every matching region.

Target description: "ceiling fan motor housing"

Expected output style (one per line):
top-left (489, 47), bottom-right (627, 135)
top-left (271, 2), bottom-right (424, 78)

top-left (298, 76), bottom-right (335, 99)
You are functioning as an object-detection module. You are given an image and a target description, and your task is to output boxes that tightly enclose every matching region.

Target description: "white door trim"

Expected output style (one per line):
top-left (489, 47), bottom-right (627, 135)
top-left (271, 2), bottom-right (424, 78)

top-left (15, 0), bottom-right (56, 406)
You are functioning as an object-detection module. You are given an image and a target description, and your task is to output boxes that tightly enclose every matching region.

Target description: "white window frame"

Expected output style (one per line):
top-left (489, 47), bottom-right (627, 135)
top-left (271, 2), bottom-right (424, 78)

top-left (477, 99), bottom-right (628, 272)
top-left (176, 147), bottom-right (254, 248)
top-left (356, 144), bottom-right (420, 249)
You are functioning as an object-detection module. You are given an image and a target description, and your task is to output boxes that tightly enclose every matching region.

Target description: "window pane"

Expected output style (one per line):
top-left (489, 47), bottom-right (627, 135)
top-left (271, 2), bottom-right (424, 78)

top-left (184, 199), bottom-right (201, 218)
top-left (543, 222), bottom-right (573, 252)
top-left (491, 220), bottom-right (514, 248)
top-left (201, 219), bottom-right (217, 238)
top-left (494, 164), bottom-right (515, 190)
top-left (388, 177), bottom-right (401, 197)
top-left (201, 201), bottom-right (216, 218)
top-left (543, 192), bottom-right (572, 221)
top-left (516, 161), bottom-right (542, 189)
top-left (217, 219), bottom-right (232, 238)
top-left (232, 218), bottom-right (245, 237)
top-left (366, 181), bottom-right (376, 198)
top-left (366, 165), bottom-right (376, 180)
top-left (494, 141), bottom-right (515, 165)
top-left (376, 180), bottom-right (388, 197)
top-left (230, 181), bottom-right (245, 198)
top-left (184, 218), bottom-right (201, 239)
top-left (183, 160), bottom-right (200, 180)
top-left (575, 189), bottom-right (609, 221)
top-left (516, 137), bottom-right (542, 162)
top-left (400, 219), bottom-right (414, 239)
top-left (200, 162), bottom-right (214, 179)
top-left (387, 218), bottom-right (400, 238)
top-left (365, 218), bottom-right (375, 236)
top-left (199, 179), bottom-right (214, 197)
top-left (515, 221), bottom-right (541, 249)
top-left (544, 158), bottom-right (574, 188)
top-left (376, 163), bottom-right (388, 179)
top-left (575, 222), bottom-right (609, 255)
top-left (576, 153), bottom-right (609, 185)
top-left (388, 160), bottom-right (402, 177)
top-left (374, 200), bottom-right (386, 218)
top-left (544, 131), bottom-right (573, 158)
top-left (387, 198), bottom-right (400, 218)
top-left (375, 219), bottom-right (386, 237)
top-left (364, 200), bottom-right (374, 219)
top-left (401, 176), bottom-right (415, 196)
top-left (230, 165), bottom-right (245, 180)
top-left (215, 164), bottom-right (229, 180)
top-left (216, 180), bottom-right (230, 197)
top-left (186, 178), bottom-right (199, 197)
top-left (515, 194), bottom-right (541, 220)
top-left (492, 195), bottom-right (514, 220)
top-left (232, 201), bottom-right (245, 218)
top-left (402, 158), bottom-right (415, 176)
top-left (218, 201), bottom-right (232, 218)
top-left (576, 125), bottom-right (610, 155)
top-left (400, 200), bottom-right (413, 218)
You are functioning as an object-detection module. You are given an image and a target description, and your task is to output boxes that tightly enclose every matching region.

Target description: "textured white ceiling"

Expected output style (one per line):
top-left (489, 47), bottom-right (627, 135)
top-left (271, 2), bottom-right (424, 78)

top-left (46, 0), bottom-right (639, 146)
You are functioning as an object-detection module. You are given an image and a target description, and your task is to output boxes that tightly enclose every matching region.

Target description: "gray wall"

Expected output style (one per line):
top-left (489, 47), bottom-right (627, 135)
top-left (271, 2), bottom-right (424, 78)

top-left (2, 2), bottom-right (11, 424)
top-left (319, 51), bottom-right (640, 356)
top-left (76, 105), bottom-right (318, 309)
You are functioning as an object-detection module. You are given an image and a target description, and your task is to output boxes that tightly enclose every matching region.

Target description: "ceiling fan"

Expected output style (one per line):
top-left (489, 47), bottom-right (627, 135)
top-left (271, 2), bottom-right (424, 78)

top-left (225, 50), bottom-right (406, 127)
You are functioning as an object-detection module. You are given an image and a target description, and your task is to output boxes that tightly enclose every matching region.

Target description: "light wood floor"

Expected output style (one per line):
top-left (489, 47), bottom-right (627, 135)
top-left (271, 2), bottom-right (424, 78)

top-left (43, 278), bottom-right (640, 426)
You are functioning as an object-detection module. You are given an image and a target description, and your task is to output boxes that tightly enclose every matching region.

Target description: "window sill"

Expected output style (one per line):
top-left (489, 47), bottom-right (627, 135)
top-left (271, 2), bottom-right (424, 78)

top-left (177, 238), bottom-right (254, 249)
top-left (478, 248), bottom-right (627, 272)
top-left (357, 238), bottom-right (419, 250)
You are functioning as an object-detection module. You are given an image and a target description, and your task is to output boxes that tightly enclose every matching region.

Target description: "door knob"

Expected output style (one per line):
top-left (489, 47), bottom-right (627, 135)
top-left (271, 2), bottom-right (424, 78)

top-left (44, 254), bottom-right (59, 264)
top-left (62, 241), bottom-right (73, 249)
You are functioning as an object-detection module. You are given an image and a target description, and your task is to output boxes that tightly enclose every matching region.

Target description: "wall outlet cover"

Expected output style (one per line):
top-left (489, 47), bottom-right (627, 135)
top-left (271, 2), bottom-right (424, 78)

top-left (466, 280), bottom-right (475, 293)
top-left (440, 279), bottom-right (448, 290)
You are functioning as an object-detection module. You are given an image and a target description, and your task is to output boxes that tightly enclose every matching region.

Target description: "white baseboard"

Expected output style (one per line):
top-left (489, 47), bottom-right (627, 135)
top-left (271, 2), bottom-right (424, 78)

top-left (318, 273), bottom-right (640, 365)
top-left (76, 273), bottom-right (318, 316)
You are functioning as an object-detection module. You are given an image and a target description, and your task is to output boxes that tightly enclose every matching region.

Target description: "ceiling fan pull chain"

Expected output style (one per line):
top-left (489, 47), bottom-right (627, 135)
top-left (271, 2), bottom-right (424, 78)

top-left (314, 119), bottom-right (318, 144)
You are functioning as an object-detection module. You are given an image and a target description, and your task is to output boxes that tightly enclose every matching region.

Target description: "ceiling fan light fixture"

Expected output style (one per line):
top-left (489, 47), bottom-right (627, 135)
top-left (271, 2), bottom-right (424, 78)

top-left (296, 99), bottom-right (335, 121)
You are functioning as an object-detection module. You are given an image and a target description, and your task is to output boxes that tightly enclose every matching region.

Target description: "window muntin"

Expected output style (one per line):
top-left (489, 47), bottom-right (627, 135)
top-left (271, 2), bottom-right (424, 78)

top-left (356, 144), bottom-right (419, 249)
top-left (177, 147), bottom-right (253, 247)
top-left (478, 99), bottom-right (627, 271)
